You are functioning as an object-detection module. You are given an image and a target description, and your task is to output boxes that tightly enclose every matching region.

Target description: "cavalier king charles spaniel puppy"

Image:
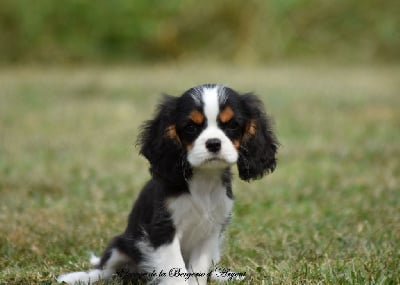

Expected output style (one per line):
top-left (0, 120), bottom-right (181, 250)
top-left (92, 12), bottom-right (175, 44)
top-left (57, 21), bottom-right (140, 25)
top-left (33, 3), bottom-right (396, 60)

top-left (58, 84), bottom-right (278, 285)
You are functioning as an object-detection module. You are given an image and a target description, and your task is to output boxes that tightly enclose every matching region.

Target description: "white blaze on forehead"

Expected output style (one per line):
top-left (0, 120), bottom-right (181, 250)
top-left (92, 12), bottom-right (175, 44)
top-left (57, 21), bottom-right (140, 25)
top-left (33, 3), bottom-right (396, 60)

top-left (202, 87), bottom-right (221, 126)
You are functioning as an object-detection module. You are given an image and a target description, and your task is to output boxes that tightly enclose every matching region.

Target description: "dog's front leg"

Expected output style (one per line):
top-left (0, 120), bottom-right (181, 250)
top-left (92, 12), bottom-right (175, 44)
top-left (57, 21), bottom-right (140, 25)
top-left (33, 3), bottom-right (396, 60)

top-left (187, 232), bottom-right (220, 285)
top-left (140, 235), bottom-right (188, 285)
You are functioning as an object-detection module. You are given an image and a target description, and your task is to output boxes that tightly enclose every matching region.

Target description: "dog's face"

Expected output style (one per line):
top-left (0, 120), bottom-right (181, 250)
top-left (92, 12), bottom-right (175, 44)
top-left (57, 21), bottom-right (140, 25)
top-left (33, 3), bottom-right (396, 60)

top-left (139, 84), bottom-right (278, 183)
top-left (175, 86), bottom-right (243, 168)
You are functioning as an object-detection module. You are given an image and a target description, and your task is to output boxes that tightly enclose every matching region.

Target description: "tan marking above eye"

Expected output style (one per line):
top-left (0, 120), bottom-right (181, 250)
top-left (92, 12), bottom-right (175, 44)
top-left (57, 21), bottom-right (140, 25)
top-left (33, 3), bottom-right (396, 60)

top-left (189, 110), bottom-right (205, 125)
top-left (219, 106), bottom-right (234, 123)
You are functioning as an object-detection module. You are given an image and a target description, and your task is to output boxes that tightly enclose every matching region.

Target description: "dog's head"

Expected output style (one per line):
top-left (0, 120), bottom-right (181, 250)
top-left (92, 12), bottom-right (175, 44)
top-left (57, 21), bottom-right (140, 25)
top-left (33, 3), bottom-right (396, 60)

top-left (138, 84), bottom-right (278, 184)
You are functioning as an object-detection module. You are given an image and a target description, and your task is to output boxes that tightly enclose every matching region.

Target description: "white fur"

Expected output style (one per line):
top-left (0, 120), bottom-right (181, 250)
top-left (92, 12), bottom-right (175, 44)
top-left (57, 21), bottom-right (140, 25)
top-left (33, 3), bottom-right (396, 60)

top-left (167, 169), bottom-right (233, 285)
top-left (187, 86), bottom-right (238, 167)
top-left (57, 269), bottom-right (105, 285)
top-left (187, 126), bottom-right (238, 167)
top-left (89, 253), bottom-right (100, 267)
top-left (137, 235), bottom-right (188, 285)
top-left (202, 87), bottom-right (220, 127)
top-left (57, 249), bottom-right (131, 284)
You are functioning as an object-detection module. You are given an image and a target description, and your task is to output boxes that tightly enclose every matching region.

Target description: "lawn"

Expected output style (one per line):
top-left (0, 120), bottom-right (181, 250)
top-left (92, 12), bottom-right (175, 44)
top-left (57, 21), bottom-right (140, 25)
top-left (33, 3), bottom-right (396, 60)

top-left (0, 64), bottom-right (399, 284)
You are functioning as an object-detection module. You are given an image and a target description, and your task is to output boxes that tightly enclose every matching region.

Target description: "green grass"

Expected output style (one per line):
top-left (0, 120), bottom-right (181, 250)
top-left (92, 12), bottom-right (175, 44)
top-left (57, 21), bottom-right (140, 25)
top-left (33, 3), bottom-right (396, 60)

top-left (0, 64), bottom-right (399, 284)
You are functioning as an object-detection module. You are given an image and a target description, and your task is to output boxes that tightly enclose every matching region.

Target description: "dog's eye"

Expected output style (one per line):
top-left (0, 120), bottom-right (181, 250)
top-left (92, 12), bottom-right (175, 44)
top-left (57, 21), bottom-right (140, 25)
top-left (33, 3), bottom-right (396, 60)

top-left (184, 122), bottom-right (199, 134)
top-left (225, 120), bottom-right (240, 131)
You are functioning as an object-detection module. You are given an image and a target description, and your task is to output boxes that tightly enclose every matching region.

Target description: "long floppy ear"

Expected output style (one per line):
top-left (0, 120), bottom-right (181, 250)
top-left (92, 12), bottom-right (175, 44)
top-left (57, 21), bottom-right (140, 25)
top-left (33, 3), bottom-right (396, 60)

top-left (137, 95), bottom-right (189, 185)
top-left (237, 93), bottom-right (278, 181)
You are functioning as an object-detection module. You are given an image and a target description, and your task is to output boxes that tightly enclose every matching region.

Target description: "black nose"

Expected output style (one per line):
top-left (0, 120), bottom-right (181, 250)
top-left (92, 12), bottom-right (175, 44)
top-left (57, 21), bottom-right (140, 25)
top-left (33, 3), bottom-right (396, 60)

top-left (205, 138), bottom-right (221, 153)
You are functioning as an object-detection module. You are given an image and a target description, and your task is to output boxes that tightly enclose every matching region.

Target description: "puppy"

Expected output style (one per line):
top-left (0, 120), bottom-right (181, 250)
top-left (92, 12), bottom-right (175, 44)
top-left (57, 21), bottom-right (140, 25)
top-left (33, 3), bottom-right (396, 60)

top-left (58, 84), bottom-right (278, 284)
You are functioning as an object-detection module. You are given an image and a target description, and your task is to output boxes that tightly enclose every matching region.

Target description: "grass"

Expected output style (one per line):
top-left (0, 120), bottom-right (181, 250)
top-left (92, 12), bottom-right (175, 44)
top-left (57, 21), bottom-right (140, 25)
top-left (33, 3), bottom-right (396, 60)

top-left (0, 63), bottom-right (399, 284)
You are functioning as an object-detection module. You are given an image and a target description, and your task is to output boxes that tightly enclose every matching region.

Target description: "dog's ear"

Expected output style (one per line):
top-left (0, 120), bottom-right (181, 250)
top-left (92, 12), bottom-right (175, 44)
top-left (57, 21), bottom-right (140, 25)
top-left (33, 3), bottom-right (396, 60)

top-left (237, 93), bottom-right (278, 181)
top-left (138, 95), bottom-right (189, 184)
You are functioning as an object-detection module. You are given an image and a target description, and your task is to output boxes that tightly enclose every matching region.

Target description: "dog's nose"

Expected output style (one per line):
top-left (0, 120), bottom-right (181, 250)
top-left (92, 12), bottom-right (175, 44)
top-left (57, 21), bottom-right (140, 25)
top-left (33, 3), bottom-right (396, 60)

top-left (205, 138), bottom-right (221, 153)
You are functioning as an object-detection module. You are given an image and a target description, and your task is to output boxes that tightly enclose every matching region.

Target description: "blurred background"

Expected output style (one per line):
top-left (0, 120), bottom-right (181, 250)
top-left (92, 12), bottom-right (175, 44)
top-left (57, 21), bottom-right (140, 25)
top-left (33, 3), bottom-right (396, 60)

top-left (1, 0), bottom-right (399, 65)
top-left (1, 1), bottom-right (400, 283)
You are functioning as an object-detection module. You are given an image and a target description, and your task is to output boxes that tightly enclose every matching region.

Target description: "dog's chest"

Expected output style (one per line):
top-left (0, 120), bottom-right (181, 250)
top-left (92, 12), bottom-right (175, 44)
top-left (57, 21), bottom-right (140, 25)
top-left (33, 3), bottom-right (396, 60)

top-left (167, 174), bottom-right (233, 249)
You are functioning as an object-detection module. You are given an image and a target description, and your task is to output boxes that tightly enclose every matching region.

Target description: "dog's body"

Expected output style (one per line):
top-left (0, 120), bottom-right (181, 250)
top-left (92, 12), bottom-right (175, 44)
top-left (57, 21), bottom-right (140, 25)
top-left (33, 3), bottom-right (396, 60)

top-left (58, 84), bottom-right (278, 285)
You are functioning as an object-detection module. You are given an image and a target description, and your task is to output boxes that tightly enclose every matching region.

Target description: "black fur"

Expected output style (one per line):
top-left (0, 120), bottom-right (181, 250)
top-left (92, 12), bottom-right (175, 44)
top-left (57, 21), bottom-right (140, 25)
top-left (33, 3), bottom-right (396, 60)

top-left (237, 93), bottom-right (278, 181)
top-left (138, 95), bottom-right (193, 188)
top-left (99, 180), bottom-right (176, 270)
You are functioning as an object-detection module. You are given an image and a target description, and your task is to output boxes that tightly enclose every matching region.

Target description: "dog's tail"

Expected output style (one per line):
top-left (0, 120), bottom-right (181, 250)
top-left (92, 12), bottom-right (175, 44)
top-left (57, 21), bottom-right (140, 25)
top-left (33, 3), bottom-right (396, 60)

top-left (89, 252), bottom-right (101, 267)
top-left (57, 253), bottom-right (107, 284)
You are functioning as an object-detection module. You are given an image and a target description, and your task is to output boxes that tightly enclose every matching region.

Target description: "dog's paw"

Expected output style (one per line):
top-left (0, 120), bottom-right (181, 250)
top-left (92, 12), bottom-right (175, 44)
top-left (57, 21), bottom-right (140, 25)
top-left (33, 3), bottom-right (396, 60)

top-left (57, 269), bottom-right (104, 284)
